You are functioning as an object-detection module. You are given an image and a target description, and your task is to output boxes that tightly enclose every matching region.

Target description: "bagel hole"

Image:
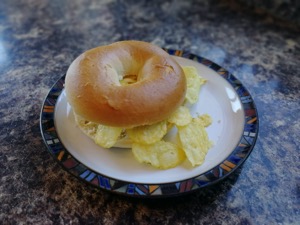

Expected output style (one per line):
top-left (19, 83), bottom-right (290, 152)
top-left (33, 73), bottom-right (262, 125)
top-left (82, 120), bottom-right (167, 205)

top-left (120, 74), bottom-right (138, 85)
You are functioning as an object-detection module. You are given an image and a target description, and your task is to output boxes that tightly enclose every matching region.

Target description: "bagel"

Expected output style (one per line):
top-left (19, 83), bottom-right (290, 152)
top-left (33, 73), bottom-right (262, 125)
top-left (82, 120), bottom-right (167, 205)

top-left (65, 40), bottom-right (187, 128)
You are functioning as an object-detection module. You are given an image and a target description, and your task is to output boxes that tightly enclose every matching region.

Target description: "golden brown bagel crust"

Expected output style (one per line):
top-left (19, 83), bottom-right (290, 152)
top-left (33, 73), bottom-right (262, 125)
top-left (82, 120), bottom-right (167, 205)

top-left (65, 40), bottom-right (186, 127)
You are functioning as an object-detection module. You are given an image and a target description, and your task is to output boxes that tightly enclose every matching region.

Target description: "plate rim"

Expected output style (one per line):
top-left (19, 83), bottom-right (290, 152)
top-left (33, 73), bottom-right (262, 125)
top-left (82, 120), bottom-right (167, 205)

top-left (40, 49), bottom-right (259, 197)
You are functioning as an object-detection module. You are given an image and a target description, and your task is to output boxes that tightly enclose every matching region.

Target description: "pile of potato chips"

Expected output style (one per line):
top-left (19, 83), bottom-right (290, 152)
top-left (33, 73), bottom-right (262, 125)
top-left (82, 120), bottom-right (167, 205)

top-left (94, 66), bottom-right (212, 169)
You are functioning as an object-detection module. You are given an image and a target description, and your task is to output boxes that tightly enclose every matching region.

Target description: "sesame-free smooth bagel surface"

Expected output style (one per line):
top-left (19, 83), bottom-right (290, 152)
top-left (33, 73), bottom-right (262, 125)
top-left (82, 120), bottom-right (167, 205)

top-left (65, 41), bottom-right (187, 127)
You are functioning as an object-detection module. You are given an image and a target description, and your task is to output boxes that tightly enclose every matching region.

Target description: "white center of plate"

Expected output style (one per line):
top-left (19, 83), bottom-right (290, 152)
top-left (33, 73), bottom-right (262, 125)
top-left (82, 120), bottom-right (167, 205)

top-left (55, 56), bottom-right (244, 184)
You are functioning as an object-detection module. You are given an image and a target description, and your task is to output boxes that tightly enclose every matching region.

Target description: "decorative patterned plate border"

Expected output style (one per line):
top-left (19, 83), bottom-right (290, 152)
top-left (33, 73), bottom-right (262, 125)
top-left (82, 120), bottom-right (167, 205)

top-left (40, 49), bottom-right (259, 197)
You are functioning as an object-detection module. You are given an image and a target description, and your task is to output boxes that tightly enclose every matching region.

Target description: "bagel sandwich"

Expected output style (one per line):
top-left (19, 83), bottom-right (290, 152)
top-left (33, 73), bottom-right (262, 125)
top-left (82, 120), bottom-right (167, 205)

top-left (65, 40), bottom-right (187, 148)
top-left (65, 40), bottom-right (211, 169)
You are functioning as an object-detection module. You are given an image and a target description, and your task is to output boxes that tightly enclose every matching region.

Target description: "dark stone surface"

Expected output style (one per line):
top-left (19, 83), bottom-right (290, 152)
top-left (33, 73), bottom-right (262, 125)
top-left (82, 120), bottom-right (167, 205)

top-left (0, 0), bottom-right (299, 224)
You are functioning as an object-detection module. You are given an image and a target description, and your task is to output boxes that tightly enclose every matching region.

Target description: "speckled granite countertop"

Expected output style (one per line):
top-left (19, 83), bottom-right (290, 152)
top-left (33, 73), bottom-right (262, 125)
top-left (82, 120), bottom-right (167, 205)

top-left (0, 0), bottom-right (299, 224)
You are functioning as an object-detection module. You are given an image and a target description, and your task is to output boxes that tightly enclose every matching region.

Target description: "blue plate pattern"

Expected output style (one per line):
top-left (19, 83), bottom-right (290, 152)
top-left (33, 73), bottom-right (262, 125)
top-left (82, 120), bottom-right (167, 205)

top-left (40, 49), bottom-right (259, 197)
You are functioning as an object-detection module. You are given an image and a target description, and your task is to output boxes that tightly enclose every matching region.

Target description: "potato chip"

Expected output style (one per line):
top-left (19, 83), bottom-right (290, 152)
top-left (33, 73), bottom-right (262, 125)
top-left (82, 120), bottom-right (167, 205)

top-left (182, 66), bottom-right (206, 104)
top-left (94, 125), bottom-right (123, 148)
top-left (194, 114), bottom-right (212, 127)
top-left (127, 121), bottom-right (167, 144)
top-left (178, 119), bottom-right (211, 166)
top-left (168, 105), bottom-right (192, 126)
top-left (132, 141), bottom-right (185, 169)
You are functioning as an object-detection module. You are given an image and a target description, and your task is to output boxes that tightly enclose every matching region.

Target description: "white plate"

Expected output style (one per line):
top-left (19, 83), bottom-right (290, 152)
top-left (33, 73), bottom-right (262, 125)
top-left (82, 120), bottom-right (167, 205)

top-left (40, 50), bottom-right (258, 197)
